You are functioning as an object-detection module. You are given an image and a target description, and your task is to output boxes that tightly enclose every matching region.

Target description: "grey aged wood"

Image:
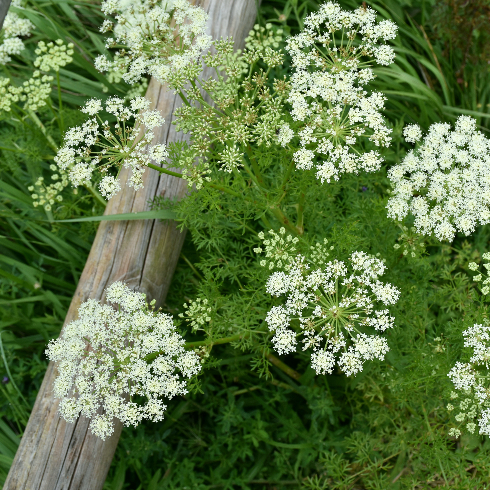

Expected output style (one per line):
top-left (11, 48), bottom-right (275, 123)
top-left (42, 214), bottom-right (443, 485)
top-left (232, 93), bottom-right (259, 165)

top-left (0, 0), bottom-right (12, 30)
top-left (4, 1), bottom-right (257, 488)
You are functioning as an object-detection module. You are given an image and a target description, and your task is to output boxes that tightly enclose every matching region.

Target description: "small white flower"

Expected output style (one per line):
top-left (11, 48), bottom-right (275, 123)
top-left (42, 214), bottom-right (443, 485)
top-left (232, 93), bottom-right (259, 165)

top-left (81, 98), bottom-right (103, 116)
top-left (99, 175), bottom-right (121, 199)
top-left (403, 124), bottom-right (422, 144)
top-left (97, 0), bottom-right (211, 90)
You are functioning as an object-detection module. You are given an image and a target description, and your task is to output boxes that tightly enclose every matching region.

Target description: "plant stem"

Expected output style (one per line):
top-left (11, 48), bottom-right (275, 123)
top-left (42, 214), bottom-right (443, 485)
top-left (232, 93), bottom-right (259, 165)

top-left (263, 349), bottom-right (303, 382)
top-left (56, 71), bottom-right (64, 133)
top-left (147, 162), bottom-right (256, 203)
top-left (281, 157), bottom-right (295, 189)
top-left (84, 183), bottom-right (107, 207)
top-left (296, 192), bottom-right (305, 235)
top-left (245, 144), bottom-right (264, 186)
top-left (186, 333), bottom-right (246, 349)
top-left (27, 109), bottom-right (58, 152)
top-left (269, 206), bottom-right (301, 236)
top-left (146, 162), bottom-right (183, 178)
top-left (180, 252), bottom-right (204, 281)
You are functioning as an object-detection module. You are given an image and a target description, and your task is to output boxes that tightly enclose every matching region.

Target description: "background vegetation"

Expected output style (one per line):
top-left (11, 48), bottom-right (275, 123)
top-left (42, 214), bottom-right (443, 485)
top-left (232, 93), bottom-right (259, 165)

top-left (2, 0), bottom-right (490, 488)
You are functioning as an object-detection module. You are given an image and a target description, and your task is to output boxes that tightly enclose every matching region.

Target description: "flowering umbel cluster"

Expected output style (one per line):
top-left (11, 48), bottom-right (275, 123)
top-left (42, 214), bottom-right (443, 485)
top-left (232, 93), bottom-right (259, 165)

top-left (45, 282), bottom-right (201, 440)
top-left (283, 2), bottom-right (397, 183)
top-left (254, 228), bottom-right (300, 270)
top-left (28, 165), bottom-right (70, 211)
top-left (0, 0), bottom-right (35, 65)
top-left (54, 96), bottom-right (167, 199)
top-left (34, 39), bottom-right (74, 72)
top-left (264, 251), bottom-right (400, 376)
top-left (468, 253), bottom-right (490, 296)
top-left (95, 0), bottom-right (211, 88)
top-left (0, 39), bottom-right (74, 113)
top-left (393, 225), bottom-right (425, 259)
top-left (387, 116), bottom-right (490, 241)
top-left (447, 320), bottom-right (490, 438)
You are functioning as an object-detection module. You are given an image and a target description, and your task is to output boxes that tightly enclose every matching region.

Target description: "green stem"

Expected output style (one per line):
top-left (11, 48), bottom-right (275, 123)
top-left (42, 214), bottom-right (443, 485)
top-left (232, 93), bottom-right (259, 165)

top-left (269, 206), bottom-right (301, 236)
top-left (178, 90), bottom-right (191, 107)
top-left (56, 71), bottom-right (64, 133)
top-left (186, 333), bottom-right (246, 349)
top-left (84, 183), bottom-right (106, 207)
top-left (45, 208), bottom-right (54, 222)
top-left (146, 161), bottom-right (183, 178)
top-left (281, 157), bottom-right (295, 189)
top-left (27, 109), bottom-right (58, 152)
top-left (263, 349), bottom-right (302, 382)
top-left (210, 183), bottom-right (255, 202)
top-left (0, 146), bottom-right (21, 152)
top-left (147, 162), bottom-right (256, 203)
top-left (296, 192), bottom-right (305, 235)
top-left (245, 144), bottom-right (264, 186)
top-left (181, 252), bottom-right (204, 281)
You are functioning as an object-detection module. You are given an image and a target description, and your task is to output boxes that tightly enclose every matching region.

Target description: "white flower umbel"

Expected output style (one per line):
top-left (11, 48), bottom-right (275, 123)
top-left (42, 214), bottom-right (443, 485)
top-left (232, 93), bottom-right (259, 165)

top-left (253, 227), bottom-right (300, 270)
top-left (0, 9), bottom-right (35, 65)
top-left (0, 77), bottom-right (23, 112)
top-left (447, 320), bottom-right (490, 438)
top-left (34, 39), bottom-right (74, 72)
top-left (393, 224), bottom-right (425, 259)
top-left (54, 96), bottom-right (167, 199)
top-left (264, 251), bottom-right (400, 376)
top-left (285, 2), bottom-right (396, 183)
top-left (45, 281), bottom-right (201, 440)
top-left (387, 116), bottom-right (490, 242)
top-left (96, 0), bottom-right (211, 89)
top-left (467, 252), bottom-right (490, 296)
top-left (179, 297), bottom-right (212, 332)
top-left (28, 164), bottom-right (70, 211)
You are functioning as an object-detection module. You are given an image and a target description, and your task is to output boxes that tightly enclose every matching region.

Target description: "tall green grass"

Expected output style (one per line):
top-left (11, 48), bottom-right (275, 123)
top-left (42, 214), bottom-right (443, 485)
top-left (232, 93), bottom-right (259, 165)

top-left (0, 0), bottom-right (128, 485)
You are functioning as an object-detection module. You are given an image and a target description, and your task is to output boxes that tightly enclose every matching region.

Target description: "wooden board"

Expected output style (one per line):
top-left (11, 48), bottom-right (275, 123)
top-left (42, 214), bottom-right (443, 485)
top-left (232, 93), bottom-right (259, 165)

top-left (3, 1), bottom-right (257, 488)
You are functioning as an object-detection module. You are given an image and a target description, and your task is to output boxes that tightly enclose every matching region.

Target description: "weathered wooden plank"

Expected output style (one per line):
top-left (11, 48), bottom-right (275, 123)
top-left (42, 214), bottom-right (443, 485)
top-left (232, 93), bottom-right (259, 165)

top-left (0, 0), bottom-right (11, 30)
top-left (3, 1), bottom-right (257, 488)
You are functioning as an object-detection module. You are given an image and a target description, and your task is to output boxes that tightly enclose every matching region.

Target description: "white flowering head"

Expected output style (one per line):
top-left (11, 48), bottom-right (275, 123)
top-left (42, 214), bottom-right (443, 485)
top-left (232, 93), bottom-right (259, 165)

top-left (96, 0), bottom-right (211, 89)
top-left (466, 253), bottom-right (490, 296)
top-left (402, 123), bottom-right (422, 144)
top-left (393, 225), bottom-right (425, 259)
top-left (0, 9), bottom-right (35, 65)
top-left (54, 96), bottom-right (167, 198)
top-left (0, 77), bottom-right (23, 112)
top-left (447, 320), bottom-right (490, 438)
top-left (0, 38), bottom-right (76, 114)
top-left (264, 251), bottom-right (400, 376)
top-left (254, 228), bottom-right (300, 270)
top-left (179, 297), bottom-right (212, 332)
top-left (20, 71), bottom-right (54, 111)
top-left (285, 3), bottom-right (396, 184)
top-left (245, 23), bottom-right (284, 52)
top-left (28, 164), bottom-right (70, 211)
top-left (34, 39), bottom-right (74, 72)
top-left (387, 116), bottom-right (490, 242)
top-left (45, 281), bottom-right (201, 440)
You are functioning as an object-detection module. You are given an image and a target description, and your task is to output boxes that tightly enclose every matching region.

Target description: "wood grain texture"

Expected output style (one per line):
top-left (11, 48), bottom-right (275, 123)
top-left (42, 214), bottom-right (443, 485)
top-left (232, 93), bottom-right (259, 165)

top-left (0, 0), bottom-right (11, 31)
top-left (3, 1), bottom-right (257, 488)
